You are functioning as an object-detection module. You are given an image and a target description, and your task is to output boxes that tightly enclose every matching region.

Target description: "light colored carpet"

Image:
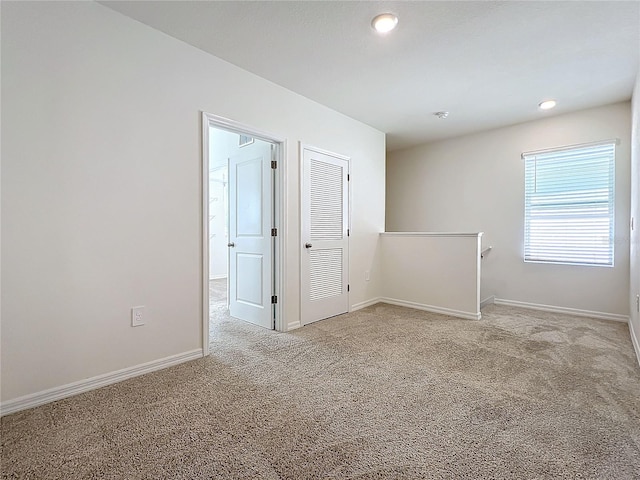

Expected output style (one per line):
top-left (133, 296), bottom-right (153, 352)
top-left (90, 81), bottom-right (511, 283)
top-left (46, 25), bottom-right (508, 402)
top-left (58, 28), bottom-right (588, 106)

top-left (2, 303), bottom-right (640, 479)
top-left (209, 278), bottom-right (226, 305)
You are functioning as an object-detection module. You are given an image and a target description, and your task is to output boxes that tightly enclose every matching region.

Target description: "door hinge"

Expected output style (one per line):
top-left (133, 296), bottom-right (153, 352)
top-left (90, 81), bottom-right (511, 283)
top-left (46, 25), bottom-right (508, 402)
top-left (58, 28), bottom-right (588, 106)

top-left (347, 174), bottom-right (350, 181)
top-left (347, 229), bottom-right (350, 237)
top-left (271, 228), bottom-right (277, 236)
top-left (347, 284), bottom-right (350, 292)
top-left (271, 295), bottom-right (278, 304)
top-left (271, 160), bottom-right (277, 169)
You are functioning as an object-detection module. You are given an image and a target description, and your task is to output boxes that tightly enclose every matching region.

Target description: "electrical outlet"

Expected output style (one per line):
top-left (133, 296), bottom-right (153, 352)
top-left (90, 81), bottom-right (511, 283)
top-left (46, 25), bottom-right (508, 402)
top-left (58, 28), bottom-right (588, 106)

top-left (365, 270), bottom-right (370, 281)
top-left (131, 306), bottom-right (145, 327)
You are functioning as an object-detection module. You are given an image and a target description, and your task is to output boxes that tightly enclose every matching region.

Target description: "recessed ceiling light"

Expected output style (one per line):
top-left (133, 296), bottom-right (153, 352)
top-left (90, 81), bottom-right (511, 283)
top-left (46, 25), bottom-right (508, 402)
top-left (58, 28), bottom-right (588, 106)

top-left (538, 100), bottom-right (557, 110)
top-left (433, 111), bottom-right (449, 119)
top-left (372, 13), bottom-right (398, 34)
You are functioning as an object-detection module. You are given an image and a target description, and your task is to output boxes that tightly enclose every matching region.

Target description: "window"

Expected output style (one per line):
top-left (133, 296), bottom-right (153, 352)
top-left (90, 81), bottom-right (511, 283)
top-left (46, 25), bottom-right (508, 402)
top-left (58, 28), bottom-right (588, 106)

top-left (523, 140), bottom-right (616, 267)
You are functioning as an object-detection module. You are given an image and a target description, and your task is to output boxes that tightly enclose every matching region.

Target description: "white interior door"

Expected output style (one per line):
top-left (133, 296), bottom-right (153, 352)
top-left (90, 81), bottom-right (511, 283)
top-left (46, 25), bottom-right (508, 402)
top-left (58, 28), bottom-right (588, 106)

top-left (228, 140), bottom-right (273, 329)
top-left (301, 147), bottom-right (349, 325)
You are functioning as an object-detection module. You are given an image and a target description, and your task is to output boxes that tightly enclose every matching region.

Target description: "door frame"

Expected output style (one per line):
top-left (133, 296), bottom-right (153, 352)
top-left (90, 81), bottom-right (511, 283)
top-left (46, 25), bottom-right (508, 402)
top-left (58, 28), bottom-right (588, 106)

top-left (202, 112), bottom-right (287, 356)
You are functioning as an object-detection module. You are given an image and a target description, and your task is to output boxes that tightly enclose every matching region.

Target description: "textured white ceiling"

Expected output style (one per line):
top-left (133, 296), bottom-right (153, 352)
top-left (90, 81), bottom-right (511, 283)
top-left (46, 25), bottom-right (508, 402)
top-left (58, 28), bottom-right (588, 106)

top-left (101, 1), bottom-right (640, 151)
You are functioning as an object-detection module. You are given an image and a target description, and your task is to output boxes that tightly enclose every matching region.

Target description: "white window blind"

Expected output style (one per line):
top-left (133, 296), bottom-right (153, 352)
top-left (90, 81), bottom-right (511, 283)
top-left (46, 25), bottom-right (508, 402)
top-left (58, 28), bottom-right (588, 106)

top-left (523, 141), bottom-right (616, 267)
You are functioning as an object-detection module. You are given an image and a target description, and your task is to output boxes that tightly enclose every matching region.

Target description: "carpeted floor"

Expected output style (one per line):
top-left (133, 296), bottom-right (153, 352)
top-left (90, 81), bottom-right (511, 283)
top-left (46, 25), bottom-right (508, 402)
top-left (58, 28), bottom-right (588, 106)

top-left (2, 301), bottom-right (640, 479)
top-left (209, 278), bottom-right (227, 305)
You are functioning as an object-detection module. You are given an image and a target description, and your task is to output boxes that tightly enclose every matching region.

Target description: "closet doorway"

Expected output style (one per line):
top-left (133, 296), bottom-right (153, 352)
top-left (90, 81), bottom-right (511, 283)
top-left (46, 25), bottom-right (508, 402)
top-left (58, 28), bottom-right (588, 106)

top-left (202, 113), bottom-right (285, 354)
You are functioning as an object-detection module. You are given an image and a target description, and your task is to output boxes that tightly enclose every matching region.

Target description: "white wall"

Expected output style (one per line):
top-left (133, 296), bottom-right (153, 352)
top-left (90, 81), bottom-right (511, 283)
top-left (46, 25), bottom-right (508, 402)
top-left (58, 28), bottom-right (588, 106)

top-left (380, 233), bottom-right (482, 320)
top-left (387, 102), bottom-right (631, 318)
top-left (210, 128), bottom-right (242, 169)
top-left (1, 2), bottom-right (385, 404)
top-left (208, 128), bottom-right (243, 280)
top-left (208, 165), bottom-right (227, 279)
top-left (630, 75), bottom-right (640, 362)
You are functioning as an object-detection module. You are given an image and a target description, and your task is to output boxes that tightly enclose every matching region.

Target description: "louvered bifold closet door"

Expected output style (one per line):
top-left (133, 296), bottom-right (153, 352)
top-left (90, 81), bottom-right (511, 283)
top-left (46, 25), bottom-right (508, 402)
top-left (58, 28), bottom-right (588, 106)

top-left (301, 147), bottom-right (350, 326)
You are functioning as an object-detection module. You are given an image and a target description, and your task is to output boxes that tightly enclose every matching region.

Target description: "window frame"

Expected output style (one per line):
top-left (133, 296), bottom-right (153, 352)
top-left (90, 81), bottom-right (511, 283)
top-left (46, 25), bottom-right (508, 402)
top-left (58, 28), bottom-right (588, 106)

top-left (522, 139), bottom-right (618, 268)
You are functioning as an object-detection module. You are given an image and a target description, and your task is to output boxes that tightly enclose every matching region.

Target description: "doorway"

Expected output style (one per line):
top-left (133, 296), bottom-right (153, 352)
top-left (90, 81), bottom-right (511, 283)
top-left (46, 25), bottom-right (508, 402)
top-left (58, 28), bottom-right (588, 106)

top-left (202, 113), bottom-right (285, 355)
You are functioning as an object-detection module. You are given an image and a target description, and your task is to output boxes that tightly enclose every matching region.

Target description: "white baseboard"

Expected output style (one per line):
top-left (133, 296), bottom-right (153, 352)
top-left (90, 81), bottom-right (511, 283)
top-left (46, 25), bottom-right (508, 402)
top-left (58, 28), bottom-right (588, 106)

top-left (379, 297), bottom-right (481, 320)
top-left (351, 297), bottom-right (382, 312)
top-left (494, 298), bottom-right (629, 323)
top-left (480, 296), bottom-right (495, 308)
top-left (286, 321), bottom-right (301, 331)
top-left (629, 320), bottom-right (640, 367)
top-left (0, 349), bottom-right (204, 417)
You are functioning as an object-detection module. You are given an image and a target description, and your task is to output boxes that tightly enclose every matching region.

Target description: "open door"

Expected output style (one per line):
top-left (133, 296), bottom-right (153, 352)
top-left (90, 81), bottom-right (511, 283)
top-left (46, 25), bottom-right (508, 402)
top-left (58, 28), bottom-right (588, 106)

top-left (300, 146), bottom-right (350, 326)
top-left (228, 140), bottom-right (274, 329)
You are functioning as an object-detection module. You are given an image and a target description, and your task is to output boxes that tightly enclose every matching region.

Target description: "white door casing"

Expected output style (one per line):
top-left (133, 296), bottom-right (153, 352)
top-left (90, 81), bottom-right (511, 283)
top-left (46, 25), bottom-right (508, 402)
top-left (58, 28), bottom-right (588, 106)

top-left (300, 146), bottom-right (350, 325)
top-left (228, 140), bottom-right (274, 329)
top-left (202, 112), bottom-right (287, 355)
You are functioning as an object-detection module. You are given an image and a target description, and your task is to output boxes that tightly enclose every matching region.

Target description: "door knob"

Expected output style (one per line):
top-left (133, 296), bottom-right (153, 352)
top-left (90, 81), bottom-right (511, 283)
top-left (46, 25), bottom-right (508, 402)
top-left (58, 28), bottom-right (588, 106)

top-left (227, 242), bottom-right (235, 247)
top-left (305, 243), bottom-right (312, 248)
